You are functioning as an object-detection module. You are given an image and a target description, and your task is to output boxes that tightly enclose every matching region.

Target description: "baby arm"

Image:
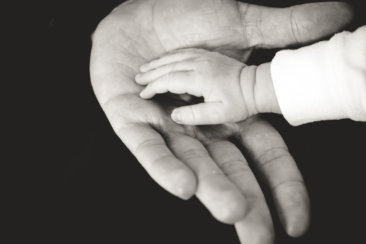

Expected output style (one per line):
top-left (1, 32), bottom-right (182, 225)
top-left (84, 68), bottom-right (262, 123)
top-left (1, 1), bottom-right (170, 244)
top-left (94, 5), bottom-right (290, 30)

top-left (136, 26), bottom-right (366, 126)
top-left (271, 26), bottom-right (366, 125)
top-left (135, 48), bottom-right (280, 125)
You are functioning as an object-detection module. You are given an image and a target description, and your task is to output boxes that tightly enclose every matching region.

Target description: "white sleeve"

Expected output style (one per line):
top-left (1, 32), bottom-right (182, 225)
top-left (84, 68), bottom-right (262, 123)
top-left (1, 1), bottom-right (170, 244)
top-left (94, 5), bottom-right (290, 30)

top-left (271, 26), bottom-right (366, 126)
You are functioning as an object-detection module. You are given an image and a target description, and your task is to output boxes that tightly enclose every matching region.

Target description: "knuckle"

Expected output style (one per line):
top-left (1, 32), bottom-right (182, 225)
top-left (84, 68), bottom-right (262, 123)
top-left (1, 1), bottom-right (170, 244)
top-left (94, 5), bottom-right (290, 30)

top-left (180, 147), bottom-right (209, 162)
top-left (134, 138), bottom-right (163, 155)
top-left (290, 6), bottom-right (301, 44)
top-left (220, 159), bottom-right (251, 177)
top-left (255, 147), bottom-right (291, 170)
top-left (272, 179), bottom-right (305, 192)
top-left (150, 154), bottom-right (174, 168)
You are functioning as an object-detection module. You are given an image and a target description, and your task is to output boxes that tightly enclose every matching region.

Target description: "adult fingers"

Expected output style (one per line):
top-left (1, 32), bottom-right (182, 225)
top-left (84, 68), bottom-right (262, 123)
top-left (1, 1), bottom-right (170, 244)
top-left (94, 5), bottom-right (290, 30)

top-left (135, 61), bottom-right (195, 84)
top-left (172, 102), bottom-right (227, 125)
top-left (239, 117), bottom-right (310, 237)
top-left (166, 133), bottom-right (247, 224)
top-left (205, 140), bottom-right (274, 244)
top-left (237, 1), bottom-right (353, 48)
top-left (139, 71), bottom-right (202, 99)
top-left (114, 122), bottom-right (197, 200)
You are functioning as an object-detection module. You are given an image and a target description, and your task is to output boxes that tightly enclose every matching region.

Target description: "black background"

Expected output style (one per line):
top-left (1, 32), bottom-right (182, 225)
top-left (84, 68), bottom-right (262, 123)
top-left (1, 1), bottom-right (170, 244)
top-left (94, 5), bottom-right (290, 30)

top-left (8, 0), bottom-right (366, 243)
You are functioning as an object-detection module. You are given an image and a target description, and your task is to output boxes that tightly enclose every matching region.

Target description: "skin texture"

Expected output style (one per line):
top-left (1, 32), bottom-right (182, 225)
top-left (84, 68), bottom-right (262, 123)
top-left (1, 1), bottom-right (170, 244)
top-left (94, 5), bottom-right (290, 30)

top-left (136, 49), bottom-right (282, 125)
top-left (90, 0), bottom-right (353, 243)
top-left (136, 48), bottom-right (251, 125)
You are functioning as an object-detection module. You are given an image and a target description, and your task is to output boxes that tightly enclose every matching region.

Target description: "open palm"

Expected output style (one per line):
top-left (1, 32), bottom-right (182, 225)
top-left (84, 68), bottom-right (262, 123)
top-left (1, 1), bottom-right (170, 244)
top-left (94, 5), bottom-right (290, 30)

top-left (90, 0), bottom-right (352, 243)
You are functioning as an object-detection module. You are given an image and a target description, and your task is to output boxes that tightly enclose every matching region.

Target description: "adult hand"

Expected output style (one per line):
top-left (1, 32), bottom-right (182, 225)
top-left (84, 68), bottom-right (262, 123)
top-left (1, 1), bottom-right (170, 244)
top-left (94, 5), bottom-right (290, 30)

top-left (90, 0), bottom-right (352, 243)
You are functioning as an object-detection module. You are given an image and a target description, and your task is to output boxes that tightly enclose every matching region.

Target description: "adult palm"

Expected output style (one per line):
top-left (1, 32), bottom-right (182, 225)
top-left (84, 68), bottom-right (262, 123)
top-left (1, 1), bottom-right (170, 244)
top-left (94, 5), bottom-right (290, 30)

top-left (90, 0), bottom-right (352, 243)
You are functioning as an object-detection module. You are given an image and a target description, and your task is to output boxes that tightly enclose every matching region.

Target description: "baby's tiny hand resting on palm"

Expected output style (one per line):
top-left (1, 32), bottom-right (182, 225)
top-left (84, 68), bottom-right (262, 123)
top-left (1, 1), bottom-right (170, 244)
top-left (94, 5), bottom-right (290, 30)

top-left (135, 48), bottom-right (257, 125)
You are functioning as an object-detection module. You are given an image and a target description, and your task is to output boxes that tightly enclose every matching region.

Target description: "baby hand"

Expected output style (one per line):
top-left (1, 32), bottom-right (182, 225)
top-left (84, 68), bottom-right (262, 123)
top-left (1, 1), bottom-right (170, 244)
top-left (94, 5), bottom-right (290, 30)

top-left (135, 48), bottom-right (255, 125)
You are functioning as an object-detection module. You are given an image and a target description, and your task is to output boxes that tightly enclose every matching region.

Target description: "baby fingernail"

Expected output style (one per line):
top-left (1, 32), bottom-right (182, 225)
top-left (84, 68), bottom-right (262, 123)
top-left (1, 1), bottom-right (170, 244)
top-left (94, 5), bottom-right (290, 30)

top-left (139, 90), bottom-right (146, 98)
top-left (140, 65), bottom-right (146, 72)
top-left (172, 110), bottom-right (181, 123)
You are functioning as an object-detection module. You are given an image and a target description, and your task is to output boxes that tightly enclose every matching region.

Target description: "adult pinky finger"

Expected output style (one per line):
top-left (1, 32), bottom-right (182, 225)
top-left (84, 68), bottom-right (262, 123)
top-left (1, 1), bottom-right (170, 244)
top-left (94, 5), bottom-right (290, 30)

top-left (117, 123), bottom-right (198, 200)
top-left (239, 117), bottom-right (310, 237)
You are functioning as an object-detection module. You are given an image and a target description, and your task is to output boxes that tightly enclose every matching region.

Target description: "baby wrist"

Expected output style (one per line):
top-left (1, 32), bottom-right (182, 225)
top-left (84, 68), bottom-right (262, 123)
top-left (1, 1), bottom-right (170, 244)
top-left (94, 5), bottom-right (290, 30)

top-left (254, 63), bottom-right (281, 114)
top-left (239, 65), bottom-right (260, 117)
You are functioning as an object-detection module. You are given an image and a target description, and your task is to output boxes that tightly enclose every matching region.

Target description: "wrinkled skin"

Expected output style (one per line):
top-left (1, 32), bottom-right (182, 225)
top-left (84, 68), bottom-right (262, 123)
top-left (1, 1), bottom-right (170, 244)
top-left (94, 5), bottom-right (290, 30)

top-left (90, 0), bottom-right (352, 243)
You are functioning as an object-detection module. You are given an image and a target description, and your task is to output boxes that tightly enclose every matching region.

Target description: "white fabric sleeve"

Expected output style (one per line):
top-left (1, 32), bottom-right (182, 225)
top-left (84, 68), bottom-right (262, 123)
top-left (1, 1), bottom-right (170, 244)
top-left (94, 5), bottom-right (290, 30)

top-left (271, 26), bottom-right (366, 126)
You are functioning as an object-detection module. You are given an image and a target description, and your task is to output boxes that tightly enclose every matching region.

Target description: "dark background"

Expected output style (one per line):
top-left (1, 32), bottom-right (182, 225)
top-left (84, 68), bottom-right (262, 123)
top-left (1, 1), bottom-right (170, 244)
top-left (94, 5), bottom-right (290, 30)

top-left (9, 0), bottom-right (365, 243)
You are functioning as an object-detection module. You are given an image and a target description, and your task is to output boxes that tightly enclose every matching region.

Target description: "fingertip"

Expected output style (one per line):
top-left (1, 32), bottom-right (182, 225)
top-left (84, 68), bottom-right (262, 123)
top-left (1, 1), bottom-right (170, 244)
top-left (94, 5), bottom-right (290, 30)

top-left (135, 73), bottom-right (150, 85)
top-left (236, 225), bottom-right (275, 244)
top-left (199, 177), bottom-right (248, 224)
top-left (174, 169), bottom-right (198, 200)
top-left (176, 187), bottom-right (194, 200)
top-left (235, 215), bottom-right (275, 244)
top-left (139, 90), bottom-right (145, 98)
top-left (171, 110), bottom-right (182, 124)
top-left (328, 2), bottom-right (354, 27)
top-left (284, 205), bottom-right (310, 237)
top-left (172, 106), bottom-right (204, 125)
top-left (139, 64), bottom-right (148, 73)
top-left (139, 89), bottom-right (149, 99)
top-left (276, 183), bottom-right (311, 237)
top-left (286, 220), bottom-right (309, 238)
top-left (135, 73), bottom-right (142, 83)
top-left (215, 192), bottom-right (248, 224)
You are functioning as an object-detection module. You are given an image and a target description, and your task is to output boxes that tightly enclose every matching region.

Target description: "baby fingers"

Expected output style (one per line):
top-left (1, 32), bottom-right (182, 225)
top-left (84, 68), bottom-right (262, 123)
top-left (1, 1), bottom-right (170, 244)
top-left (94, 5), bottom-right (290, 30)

top-left (135, 61), bottom-right (195, 85)
top-left (139, 71), bottom-right (201, 99)
top-left (171, 102), bottom-right (227, 125)
top-left (139, 48), bottom-right (206, 72)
